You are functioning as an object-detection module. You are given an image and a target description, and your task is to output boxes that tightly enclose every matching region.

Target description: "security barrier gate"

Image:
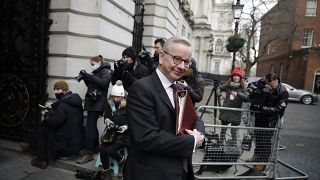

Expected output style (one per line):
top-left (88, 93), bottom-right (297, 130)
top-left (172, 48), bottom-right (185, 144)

top-left (193, 106), bottom-right (308, 179)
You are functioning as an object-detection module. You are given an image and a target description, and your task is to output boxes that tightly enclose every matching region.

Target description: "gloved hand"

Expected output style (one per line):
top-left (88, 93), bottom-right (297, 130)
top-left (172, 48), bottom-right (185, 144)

top-left (117, 125), bottom-right (128, 133)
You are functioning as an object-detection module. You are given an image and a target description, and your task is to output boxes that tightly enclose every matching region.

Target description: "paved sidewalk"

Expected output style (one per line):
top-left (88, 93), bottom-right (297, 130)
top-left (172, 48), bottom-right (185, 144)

top-left (0, 138), bottom-right (99, 180)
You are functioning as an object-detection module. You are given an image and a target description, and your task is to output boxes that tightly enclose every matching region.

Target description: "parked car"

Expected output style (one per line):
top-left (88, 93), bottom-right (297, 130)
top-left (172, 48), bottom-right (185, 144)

top-left (282, 83), bottom-right (318, 105)
top-left (245, 77), bottom-right (318, 105)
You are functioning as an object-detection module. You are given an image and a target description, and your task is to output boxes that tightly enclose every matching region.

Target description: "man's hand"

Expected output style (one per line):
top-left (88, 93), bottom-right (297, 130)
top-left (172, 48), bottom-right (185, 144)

top-left (185, 129), bottom-right (204, 148)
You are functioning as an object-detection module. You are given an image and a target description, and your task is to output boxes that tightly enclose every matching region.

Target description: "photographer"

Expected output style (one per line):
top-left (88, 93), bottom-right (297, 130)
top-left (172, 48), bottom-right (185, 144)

top-left (112, 47), bottom-right (148, 91)
top-left (238, 73), bottom-right (288, 173)
top-left (100, 80), bottom-right (128, 180)
top-left (31, 81), bottom-right (84, 169)
top-left (76, 55), bottom-right (111, 164)
top-left (177, 58), bottom-right (205, 105)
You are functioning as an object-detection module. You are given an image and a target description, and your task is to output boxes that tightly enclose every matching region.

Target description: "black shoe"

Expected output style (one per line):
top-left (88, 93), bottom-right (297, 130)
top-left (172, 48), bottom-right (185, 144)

top-left (31, 159), bottom-right (48, 169)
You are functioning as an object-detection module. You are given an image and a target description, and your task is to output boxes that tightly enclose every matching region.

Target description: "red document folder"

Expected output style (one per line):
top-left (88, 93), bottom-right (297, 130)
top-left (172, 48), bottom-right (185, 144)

top-left (175, 90), bottom-right (197, 135)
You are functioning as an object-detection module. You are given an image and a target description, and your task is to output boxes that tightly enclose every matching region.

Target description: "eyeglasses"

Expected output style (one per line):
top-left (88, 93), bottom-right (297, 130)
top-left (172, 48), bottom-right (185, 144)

top-left (163, 51), bottom-right (191, 68)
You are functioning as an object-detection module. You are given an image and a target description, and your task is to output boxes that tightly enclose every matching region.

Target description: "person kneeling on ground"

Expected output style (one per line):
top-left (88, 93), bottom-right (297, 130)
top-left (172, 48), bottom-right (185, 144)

top-left (31, 81), bottom-right (84, 169)
top-left (100, 80), bottom-right (128, 180)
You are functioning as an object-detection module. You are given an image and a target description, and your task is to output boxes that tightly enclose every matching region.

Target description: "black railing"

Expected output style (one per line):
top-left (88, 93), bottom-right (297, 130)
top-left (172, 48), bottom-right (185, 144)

top-left (132, 0), bottom-right (145, 54)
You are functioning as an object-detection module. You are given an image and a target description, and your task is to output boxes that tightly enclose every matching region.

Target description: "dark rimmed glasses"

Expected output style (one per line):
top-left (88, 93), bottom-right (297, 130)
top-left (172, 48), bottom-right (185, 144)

top-left (163, 51), bottom-right (191, 68)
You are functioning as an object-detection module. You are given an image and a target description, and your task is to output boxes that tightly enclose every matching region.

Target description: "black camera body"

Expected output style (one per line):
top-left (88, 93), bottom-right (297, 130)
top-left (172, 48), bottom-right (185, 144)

top-left (75, 70), bottom-right (87, 82)
top-left (101, 122), bottom-right (120, 143)
top-left (86, 89), bottom-right (101, 101)
top-left (247, 82), bottom-right (266, 107)
top-left (115, 59), bottom-right (126, 69)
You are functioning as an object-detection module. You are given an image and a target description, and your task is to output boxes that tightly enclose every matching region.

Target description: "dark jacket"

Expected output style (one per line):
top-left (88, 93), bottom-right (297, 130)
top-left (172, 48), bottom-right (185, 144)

top-left (238, 78), bottom-right (289, 127)
top-left (44, 91), bottom-right (84, 157)
top-left (84, 63), bottom-right (111, 112)
top-left (112, 60), bottom-right (149, 91)
top-left (102, 100), bottom-right (128, 145)
top-left (217, 80), bottom-right (246, 125)
top-left (124, 72), bottom-right (205, 180)
top-left (181, 71), bottom-right (205, 105)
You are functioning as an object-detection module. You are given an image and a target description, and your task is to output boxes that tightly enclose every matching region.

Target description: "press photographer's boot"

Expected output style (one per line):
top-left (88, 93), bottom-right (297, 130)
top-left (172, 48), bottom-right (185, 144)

top-left (76, 151), bottom-right (94, 164)
top-left (31, 159), bottom-right (48, 169)
top-left (117, 156), bottom-right (125, 178)
top-left (101, 169), bottom-right (113, 180)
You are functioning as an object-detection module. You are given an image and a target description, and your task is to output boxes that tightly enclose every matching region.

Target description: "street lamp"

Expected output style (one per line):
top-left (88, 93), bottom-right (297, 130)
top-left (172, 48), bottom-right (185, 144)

top-left (231, 0), bottom-right (244, 71)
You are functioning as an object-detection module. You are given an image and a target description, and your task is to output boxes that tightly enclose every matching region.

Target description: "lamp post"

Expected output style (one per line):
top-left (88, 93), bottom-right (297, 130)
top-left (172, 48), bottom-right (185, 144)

top-left (231, 0), bottom-right (244, 71)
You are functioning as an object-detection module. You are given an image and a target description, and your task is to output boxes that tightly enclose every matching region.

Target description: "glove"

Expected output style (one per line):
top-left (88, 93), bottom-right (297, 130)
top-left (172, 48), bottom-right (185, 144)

top-left (117, 125), bottom-right (128, 133)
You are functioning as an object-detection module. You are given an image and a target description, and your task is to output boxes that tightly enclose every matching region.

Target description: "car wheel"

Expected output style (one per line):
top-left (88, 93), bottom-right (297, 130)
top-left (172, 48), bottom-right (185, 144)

top-left (301, 95), bottom-right (313, 105)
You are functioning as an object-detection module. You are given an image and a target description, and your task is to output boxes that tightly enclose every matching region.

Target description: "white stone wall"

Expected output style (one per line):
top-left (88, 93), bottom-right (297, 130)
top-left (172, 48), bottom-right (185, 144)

top-left (142, 0), bottom-right (193, 54)
top-left (47, 0), bottom-right (135, 100)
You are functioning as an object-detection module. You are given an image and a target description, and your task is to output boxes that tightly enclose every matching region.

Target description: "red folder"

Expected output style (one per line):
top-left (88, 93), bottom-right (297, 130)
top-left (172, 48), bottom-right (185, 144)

top-left (175, 90), bottom-right (197, 135)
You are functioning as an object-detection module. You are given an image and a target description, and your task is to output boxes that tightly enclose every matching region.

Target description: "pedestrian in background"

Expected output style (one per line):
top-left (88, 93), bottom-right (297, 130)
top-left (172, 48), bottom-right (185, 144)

top-left (77, 55), bottom-right (111, 164)
top-left (31, 81), bottom-right (84, 169)
top-left (217, 67), bottom-right (246, 146)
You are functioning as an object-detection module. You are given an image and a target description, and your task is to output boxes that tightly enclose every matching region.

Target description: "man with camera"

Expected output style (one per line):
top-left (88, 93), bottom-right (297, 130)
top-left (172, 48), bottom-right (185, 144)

top-left (76, 55), bottom-right (112, 164)
top-left (112, 47), bottom-right (148, 90)
top-left (31, 81), bottom-right (84, 169)
top-left (239, 73), bottom-right (288, 173)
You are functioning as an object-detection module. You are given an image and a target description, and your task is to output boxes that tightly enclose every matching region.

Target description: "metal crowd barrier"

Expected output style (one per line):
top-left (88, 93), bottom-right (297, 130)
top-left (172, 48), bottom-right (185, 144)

top-left (193, 106), bottom-right (308, 180)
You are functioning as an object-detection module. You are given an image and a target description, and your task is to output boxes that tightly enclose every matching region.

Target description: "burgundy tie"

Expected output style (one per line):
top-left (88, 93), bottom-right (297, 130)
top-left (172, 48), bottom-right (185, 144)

top-left (170, 84), bottom-right (178, 106)
top-left (171, 84), bottom-right (188, 173)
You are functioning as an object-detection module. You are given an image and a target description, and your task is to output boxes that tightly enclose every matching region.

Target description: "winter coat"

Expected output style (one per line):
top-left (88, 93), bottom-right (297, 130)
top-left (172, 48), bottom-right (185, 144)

top-left (44, 91), bottom-right (84, 157)
top-left (238, 78), bottom-right (289, 128)
top-left (84, 63), bottom-right (111, 112)
top-left (181, 71), bottom-right (205, 105)
top-left (111, 60), bottom-right (149, 91)
top-left (102, 99), bottom-right (128, 145)
top-left (217, 80), bottom-right (246, 125)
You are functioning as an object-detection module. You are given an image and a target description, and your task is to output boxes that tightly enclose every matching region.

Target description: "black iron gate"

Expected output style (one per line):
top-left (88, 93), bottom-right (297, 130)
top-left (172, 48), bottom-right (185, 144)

top-left (0, 0), bottom-right (51, 141)
top-left (132, 0), bottom-right (145, 54)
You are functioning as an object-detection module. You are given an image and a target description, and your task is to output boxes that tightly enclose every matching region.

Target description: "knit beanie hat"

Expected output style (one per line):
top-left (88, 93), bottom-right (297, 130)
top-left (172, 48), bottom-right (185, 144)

top-left (122, 47), bottom-right (136, 61)
top-left (230, 67), bottom-right (243, 78)
top-left (111, 80), bottom-right (125, 97)
top-left (54, 81), bottom-right (69, 91)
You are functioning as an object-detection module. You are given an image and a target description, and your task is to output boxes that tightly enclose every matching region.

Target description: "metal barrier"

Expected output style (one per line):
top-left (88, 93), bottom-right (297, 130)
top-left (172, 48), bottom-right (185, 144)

top-left (193, 106), bottom-right (308, 179)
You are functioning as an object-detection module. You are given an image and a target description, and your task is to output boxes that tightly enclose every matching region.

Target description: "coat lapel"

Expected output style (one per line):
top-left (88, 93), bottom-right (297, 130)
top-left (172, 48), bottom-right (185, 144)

top-left (151, 72), bottom-right (175, 112)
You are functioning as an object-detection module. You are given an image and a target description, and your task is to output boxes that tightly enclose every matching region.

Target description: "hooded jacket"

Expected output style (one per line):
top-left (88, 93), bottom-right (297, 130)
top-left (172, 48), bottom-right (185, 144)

top-left (44, 91), bottom-right (84, 156)
top-left (84, 63), bottom-right (111, 112)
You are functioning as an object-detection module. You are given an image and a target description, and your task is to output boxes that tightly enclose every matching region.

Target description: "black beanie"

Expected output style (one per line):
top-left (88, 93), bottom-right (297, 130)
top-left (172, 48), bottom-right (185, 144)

top-left (122, 47), bottom-right (136, 61)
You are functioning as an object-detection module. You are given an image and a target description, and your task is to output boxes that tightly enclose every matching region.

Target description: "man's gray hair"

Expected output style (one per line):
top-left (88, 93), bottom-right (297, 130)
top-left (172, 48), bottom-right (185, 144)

top-left (162, 36), bottom-right (192, 52)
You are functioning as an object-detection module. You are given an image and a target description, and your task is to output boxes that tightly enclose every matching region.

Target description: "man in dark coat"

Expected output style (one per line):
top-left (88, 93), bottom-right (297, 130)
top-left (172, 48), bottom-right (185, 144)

top-left (77, 55), bottom-right (111, 164)
top-left (238, 73), bottom-right (288, 173)
top-left (112, 47), bottom-right (149, 91)
top-left (124, 37), bottom-right (205, 180)
top-left (31, 81), bottom-right (84, 169)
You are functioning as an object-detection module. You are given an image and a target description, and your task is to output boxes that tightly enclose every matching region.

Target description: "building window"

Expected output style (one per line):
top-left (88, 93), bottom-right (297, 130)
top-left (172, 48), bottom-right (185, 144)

top-left (305, 0), bottom-right (317, 16)
top-left (266, 43), bottom-right (271, 55)
top-left (215, 39), bottom-right (223, 53)
top-left (302, 29), bottom-right (313, 47)
top-left (214, 62), bottom-right (220, 74)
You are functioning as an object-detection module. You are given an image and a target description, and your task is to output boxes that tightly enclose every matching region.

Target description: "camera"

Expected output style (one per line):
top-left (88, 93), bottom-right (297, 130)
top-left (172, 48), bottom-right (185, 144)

top-left (247, 82), bottom-right (265, 108)
top-left (86, 89), bottom-right (101, 101)
top-left (75, 70), bottom-right (87, 82)
top-left (101, 121), bottom-right (120, 143)
top-left (115, 58), bottom-right (126, 69)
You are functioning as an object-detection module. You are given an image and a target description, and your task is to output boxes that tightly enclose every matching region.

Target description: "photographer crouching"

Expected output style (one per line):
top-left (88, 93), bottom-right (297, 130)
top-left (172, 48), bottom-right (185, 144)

top-left (76, 55), bottom-right (112, 164)
top-left (238, 73), bottom-right (288, 174)
top-left (111, 47), bottom-right (148, 91)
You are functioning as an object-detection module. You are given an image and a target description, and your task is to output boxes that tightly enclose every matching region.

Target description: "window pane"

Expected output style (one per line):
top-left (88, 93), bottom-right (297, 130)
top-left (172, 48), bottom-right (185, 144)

top-left (305, 0), bottom-right (317, 16)
top-left (302, 29), bottom-right (313, 47)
